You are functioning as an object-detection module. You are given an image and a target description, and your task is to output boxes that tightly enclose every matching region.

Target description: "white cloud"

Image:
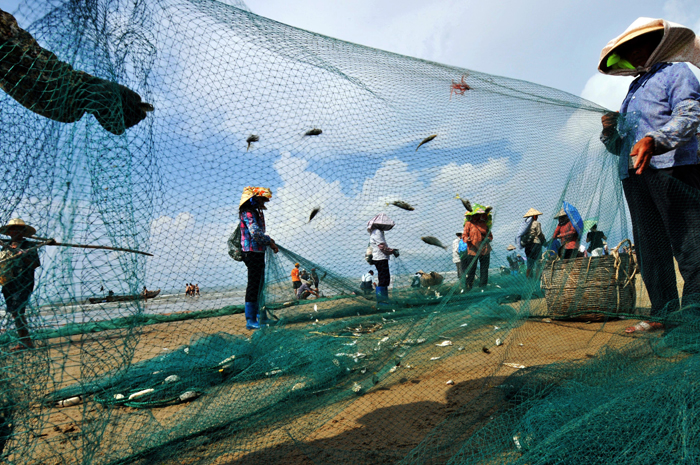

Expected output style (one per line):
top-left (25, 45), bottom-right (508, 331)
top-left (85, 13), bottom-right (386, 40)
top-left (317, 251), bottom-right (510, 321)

top-left (580, 74), bottom-right (633, 111)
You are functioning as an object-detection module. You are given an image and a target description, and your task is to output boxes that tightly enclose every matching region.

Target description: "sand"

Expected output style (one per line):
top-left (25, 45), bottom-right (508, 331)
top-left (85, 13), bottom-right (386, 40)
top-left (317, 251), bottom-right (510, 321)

top-left (17, 287), bottom-right (656, 465)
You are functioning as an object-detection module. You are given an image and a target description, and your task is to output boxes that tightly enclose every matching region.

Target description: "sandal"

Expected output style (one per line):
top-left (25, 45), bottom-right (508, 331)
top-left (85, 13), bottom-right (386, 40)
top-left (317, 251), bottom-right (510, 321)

top-left (625, 321), bottom-right (664, 334)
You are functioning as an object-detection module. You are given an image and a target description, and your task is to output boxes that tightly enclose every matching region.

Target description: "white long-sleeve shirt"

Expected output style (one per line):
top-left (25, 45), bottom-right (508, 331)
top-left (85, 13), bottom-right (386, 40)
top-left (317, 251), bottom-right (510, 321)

top-left (452, 238), bottom-right (462, 263)
top-left (370, 229), bottom-right (392, 261)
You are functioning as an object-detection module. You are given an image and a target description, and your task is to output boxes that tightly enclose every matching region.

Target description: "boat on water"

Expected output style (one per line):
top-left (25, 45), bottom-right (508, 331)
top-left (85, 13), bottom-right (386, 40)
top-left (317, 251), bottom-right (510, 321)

top-left (88, 289), bottom-right (161, 304)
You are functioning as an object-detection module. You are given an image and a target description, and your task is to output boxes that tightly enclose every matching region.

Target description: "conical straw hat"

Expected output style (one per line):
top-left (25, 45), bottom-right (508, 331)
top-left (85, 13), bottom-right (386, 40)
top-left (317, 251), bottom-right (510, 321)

top-left (554, 208), bottom-right (566, 218)
top-left (0, 218), bottom-right (36, 236)
top-left (507, 244), bottom-right (516, 250)
top-left (523, 208), bottom-right (543, 218)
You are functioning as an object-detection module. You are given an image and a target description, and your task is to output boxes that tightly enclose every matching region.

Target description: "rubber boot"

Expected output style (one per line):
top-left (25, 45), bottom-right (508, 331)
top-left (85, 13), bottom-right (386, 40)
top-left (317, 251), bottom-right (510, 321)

top-left (376, 286), bottom-right (390, 306)
top-left (245, 302), bottom-right (260, 330)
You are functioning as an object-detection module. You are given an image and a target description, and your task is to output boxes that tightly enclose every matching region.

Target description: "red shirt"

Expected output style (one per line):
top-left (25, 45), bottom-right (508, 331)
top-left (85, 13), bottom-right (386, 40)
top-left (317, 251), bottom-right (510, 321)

top-left (554, 222), bottom-right (578, 249)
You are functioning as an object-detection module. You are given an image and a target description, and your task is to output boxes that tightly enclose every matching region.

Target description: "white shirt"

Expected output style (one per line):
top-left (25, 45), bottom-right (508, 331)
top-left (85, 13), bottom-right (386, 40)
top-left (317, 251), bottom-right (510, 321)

top-left (361, 273), bottom-right (374, 283)
top-left (452, 238), bottom-right (462, 263)
top-left (370, 229), bottom-right (390, 261)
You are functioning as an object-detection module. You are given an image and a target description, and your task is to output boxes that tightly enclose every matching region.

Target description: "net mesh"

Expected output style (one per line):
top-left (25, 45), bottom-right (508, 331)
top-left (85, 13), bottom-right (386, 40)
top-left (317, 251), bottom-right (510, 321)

top-left (0, 1), bottom-right (699, 464)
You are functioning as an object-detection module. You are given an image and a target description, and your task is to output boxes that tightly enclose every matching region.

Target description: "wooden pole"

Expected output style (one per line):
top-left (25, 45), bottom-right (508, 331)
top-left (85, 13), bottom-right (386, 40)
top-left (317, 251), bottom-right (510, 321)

top-left (29, 236), bottom-right (154, 257)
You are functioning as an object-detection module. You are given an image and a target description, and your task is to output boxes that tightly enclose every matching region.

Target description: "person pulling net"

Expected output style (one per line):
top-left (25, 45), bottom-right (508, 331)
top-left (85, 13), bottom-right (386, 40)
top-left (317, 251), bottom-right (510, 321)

top-left (0, 8), bottom-right (152, 134)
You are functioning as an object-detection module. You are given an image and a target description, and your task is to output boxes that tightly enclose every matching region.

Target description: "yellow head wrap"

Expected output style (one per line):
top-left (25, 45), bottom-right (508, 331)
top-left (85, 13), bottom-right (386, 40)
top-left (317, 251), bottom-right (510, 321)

top-left (239, 186), bottom-right (272, 207)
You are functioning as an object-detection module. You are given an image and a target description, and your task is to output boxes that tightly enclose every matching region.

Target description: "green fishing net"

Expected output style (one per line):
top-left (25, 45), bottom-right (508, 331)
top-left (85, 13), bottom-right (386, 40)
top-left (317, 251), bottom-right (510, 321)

top-left (0, 0), bottom-right (699, 464)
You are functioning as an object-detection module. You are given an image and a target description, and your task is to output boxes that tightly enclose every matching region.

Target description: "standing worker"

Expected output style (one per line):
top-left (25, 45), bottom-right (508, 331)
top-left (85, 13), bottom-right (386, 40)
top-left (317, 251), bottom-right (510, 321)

top-left (586, 224), bottom-right (607, 257)
top-left (461, 205), bottom-right (493, 290)
top-left (517, 208), bottom-right (545, 278)
top-left (367, 213), bottom-right (399, 304)
top-left (310, 268), bottom-right (320, 291)
top-left (598, 18), bottom-right (700, 333)
top-left (291, 263), bottom-right (301, 291)
top-left (239, 186), bottom-right (278, 330)
top-left (552, 209), bottom-right (579, 259)
top-left (452, 232), bottom-right (465, 279)
top-left (0, 219), bottom-right (53, 350)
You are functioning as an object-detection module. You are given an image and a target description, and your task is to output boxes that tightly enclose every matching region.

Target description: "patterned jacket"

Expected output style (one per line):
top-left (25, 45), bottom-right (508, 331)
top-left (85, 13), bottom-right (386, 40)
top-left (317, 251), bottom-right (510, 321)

top-left (239, 208), bottom-right (271, 253)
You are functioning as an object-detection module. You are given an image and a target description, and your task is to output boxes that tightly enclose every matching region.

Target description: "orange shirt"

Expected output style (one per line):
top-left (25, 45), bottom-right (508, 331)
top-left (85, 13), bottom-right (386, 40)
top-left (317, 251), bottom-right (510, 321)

top-left (462, 220), bottom-right (493, 256)
top-left (291, 267), bottom-right (301, 282)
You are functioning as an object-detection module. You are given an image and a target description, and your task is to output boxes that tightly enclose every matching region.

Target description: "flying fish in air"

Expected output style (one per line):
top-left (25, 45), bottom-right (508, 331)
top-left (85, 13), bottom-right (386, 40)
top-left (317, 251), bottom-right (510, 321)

top-left (308, 207), bottom-right (321, 223)
top-left (421, 236), bottom-right (447, 249)
top-left (246, 134), bottom-right (259, 151)
top-left (416, 134), bottom-right (437, 151)
top-left (387, 200), bottom-right (415, 211)
top-left (455, 194), bottom-right (472, 212)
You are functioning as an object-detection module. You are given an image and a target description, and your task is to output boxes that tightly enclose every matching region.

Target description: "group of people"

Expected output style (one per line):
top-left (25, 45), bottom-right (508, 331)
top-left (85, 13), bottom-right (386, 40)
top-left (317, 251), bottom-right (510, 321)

top-left (185, 283), bottom-right (200, 297)
top-left (290, 263), bottom-right (320, 300)
top-left (551, 210), bottom-right (609, 260)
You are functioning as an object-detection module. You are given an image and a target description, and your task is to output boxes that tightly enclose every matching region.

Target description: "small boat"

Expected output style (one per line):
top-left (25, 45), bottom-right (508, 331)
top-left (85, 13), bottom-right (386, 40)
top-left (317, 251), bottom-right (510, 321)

top-left (88, 289), bottom-right (161, 304)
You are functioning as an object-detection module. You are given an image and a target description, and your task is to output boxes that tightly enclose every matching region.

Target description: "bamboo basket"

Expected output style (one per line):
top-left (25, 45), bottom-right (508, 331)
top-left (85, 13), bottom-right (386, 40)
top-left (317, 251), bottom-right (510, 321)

top-left (540, 239), bottom-right (637, 321)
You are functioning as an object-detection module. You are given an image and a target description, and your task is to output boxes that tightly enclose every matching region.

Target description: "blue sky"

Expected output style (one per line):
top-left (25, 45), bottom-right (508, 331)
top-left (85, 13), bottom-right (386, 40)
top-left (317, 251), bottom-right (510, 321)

top-left (2, 0), bottom-right (698, 109)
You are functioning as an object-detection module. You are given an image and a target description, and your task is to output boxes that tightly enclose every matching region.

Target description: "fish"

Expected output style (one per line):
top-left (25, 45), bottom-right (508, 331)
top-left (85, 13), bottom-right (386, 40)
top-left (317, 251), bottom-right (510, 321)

top-left (387, 200), bottom-right (415, 211)
top-left (246, 134), bottom-right (259, 151)
top-left (455, 194), bottom-right (472, 212)
top-left (305, 128), bottom-right (323, 136)
top-left (415, 134), bottom-right (437, 151)
top-left (421, 236), bottom-right (447, 249)
top-left (308, 207), bottom-right (321, 223)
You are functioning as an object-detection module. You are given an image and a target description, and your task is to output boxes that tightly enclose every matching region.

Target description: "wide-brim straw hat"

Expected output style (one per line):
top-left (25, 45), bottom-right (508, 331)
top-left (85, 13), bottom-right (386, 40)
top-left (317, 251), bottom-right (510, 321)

top-left (239, 186), bottom-right (272, 207)
top-left (598, 17), bottom-right (700, 77)
top-left (612, 24), bottom-right (665, 50)
top-left (554, 208), bottom-right (566, 218)
top-left (523, 208), bottom-right (543, 218)
top-left (507, 244), bottom-right (516, 251)
top-left (0, 218), bottom-right (36, 237)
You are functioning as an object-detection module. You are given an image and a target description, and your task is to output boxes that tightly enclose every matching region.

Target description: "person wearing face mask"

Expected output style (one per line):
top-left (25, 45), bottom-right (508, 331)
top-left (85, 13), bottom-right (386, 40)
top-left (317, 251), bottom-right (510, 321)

top-left (598, 18), bottom-right (700, 333)
top-left (238, 186), bottom-right (278, 330)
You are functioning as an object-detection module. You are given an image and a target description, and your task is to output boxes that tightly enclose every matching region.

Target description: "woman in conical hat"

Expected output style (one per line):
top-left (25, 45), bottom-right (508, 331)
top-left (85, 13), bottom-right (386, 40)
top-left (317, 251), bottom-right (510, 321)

top-left (551, 206), bottom-right (579, 259)
top-left (367, 213), bottom-right (398, 304)
top-left (0, 218), bottom-right (41, 349)
top-left (523, 208), bottom-right (543, 218)
top-left (598, 17), bottom-right (700, 333)
top-left (238, 186), bottom-right (278, 330)
top-left (517, 209), bottom-right (545, 278)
